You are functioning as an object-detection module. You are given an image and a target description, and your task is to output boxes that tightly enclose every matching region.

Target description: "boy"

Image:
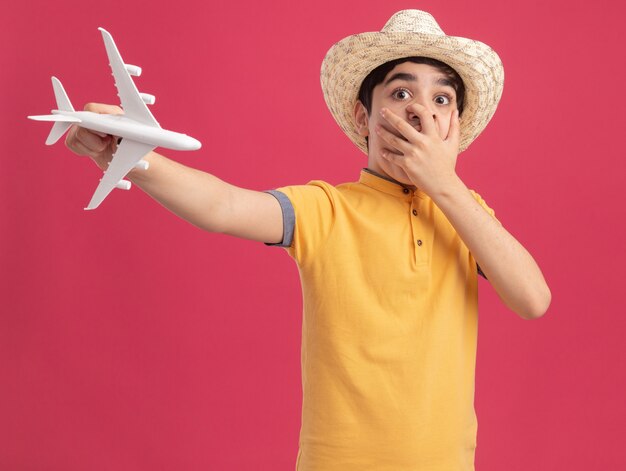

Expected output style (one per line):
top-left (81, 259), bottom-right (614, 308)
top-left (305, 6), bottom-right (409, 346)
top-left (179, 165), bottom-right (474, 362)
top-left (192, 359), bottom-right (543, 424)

top-left (66, 10), bottom-right (551, 471)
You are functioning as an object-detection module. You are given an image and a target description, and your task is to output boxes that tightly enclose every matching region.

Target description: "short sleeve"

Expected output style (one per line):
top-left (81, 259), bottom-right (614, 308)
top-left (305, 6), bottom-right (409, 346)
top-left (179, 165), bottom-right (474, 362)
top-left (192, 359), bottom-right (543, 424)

top-left (270, 181), bottom-right (337, 266)
top-left (264, 190), bottom-right (295, 248)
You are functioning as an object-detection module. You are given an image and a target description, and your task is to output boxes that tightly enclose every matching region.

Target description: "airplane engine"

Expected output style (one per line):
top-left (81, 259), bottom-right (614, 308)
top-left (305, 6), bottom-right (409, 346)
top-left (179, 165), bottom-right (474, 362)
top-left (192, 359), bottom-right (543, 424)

top-left (140, 93), bottom-right (155, 105)
top-left (135, 159), bottom-right (149, 170)
top-left (124, 64), bottom-right (142, 76)
top-left (115, 180), bottom-right (132, 190)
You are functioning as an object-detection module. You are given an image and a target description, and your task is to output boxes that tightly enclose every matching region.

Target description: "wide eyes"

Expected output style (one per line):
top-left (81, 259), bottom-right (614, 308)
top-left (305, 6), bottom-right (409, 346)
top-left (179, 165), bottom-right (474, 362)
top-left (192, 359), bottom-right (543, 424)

top-left (392, 89), bottom-right (412, 100)
top-left (391, 88), bottom-right (452, 105)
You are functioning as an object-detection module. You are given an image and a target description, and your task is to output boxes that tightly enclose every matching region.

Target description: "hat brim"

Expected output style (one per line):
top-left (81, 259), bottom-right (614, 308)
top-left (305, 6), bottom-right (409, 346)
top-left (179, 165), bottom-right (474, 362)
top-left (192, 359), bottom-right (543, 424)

top-left (321, 31), bottom-right (504, 153)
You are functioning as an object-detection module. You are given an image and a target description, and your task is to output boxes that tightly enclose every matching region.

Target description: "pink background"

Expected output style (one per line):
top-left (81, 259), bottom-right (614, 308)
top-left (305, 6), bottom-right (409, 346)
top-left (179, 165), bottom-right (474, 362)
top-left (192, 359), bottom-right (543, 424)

top-left (2, 0), bottom-right (625, 469)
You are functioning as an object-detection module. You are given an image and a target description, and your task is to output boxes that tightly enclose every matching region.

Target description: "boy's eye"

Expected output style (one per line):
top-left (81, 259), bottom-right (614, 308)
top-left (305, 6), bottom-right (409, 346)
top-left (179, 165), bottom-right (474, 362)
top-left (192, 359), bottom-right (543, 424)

top-left (434, 95), bottom-right (451, 105)
top-left (392, 89), bottom-right (411, 100)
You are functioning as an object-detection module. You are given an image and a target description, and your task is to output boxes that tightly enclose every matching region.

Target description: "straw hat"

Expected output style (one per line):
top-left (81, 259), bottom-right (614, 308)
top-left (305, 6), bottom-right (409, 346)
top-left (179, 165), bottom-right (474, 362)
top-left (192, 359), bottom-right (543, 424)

top-left (320, 9), bottom-right (504, 154)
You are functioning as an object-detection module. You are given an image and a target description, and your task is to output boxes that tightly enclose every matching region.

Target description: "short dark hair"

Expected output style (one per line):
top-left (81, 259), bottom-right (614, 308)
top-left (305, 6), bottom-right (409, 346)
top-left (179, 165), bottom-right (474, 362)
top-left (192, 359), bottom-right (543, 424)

top-left (357, 57), bottom-right (465, 117)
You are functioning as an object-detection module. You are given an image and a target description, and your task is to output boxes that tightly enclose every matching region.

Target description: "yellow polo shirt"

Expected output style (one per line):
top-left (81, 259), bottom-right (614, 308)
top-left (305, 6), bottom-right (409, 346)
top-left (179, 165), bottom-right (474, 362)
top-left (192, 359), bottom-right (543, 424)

top-left (273, 169), bottom-right (496, 471)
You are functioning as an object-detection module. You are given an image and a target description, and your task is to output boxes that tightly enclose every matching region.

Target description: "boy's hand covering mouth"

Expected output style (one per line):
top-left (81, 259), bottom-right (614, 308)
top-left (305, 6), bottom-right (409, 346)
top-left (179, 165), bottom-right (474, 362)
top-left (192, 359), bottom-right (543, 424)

top-left (375, 106), bottom-right (460, 196)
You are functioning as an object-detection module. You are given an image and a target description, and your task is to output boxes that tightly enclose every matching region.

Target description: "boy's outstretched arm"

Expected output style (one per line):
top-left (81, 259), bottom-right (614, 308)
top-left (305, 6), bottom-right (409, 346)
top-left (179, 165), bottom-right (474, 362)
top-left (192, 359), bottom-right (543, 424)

top-left (65, 103), bottom-right (284, 244)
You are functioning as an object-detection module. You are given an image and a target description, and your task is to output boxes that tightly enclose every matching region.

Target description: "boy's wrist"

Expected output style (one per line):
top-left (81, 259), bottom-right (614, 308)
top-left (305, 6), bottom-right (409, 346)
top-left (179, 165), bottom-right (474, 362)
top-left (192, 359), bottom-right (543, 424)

top-left (427, 174), bottom-right (467, 205)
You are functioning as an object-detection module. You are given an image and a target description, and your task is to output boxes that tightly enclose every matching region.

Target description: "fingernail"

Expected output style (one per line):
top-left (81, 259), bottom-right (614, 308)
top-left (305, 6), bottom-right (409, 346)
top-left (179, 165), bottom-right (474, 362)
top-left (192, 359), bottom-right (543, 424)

top-left (93, 131), bottom-right (107, 138)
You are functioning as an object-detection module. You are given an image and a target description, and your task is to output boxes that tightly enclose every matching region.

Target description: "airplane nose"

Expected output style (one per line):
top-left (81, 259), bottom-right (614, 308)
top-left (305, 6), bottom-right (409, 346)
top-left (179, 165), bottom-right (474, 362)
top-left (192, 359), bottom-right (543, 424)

top-left (184, 135), bottom-right (202, 150)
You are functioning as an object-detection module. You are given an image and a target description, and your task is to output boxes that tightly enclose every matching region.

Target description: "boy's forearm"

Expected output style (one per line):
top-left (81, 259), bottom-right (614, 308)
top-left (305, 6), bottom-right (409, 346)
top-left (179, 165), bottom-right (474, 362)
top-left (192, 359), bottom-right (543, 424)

top-left (125, 151), bottom-right (234, 233)
top-left (431, 177), bottom-right (551, 320)
top-left (65, 116), bottom-right (283, 242)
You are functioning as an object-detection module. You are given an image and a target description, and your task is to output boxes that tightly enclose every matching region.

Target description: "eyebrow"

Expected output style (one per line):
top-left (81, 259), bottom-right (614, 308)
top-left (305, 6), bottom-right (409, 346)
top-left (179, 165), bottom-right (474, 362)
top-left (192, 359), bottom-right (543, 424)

top-left (384, 72), bottom-right (454, 89)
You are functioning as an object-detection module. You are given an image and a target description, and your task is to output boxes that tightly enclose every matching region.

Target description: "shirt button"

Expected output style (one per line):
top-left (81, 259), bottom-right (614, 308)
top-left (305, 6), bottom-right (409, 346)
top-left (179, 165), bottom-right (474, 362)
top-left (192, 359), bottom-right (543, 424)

top-left (416, 239), bottom-right (423, 246)
top-left (402, 188), bottom-right (410, 194)
top-left (412, 209), bottom-right (418, 216)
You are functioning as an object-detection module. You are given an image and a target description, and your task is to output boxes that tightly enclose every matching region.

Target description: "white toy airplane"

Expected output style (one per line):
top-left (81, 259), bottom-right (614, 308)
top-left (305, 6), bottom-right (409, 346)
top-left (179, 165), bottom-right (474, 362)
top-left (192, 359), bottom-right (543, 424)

top-left (28, 27), bottom-right (202, 210)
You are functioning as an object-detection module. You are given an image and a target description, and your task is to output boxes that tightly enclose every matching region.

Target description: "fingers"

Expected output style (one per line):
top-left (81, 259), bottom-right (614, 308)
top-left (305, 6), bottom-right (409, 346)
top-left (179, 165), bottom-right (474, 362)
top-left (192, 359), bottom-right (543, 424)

top-left (65, 125), bottom-right (87, 156)
top-left (380, 106), bottom-right (460, 149)
top-left (76, 126), bottom-right (112, 153)
top-left (65, 102), bottom-right (122, 156)
top-left (375, 123), bottom-right (412, 154)
top-left (379, 146), bottom-right (404, 167)
top-left (65, 124), bottom-right (111, 156)
top-left (74, 141), bottom-right (98, 157)
top-left (379, 108), bottom-right (423, 143)
top-left (84, 102), bottom-right (124, 115)
top-left (446, 109), bottom-right (460, 147)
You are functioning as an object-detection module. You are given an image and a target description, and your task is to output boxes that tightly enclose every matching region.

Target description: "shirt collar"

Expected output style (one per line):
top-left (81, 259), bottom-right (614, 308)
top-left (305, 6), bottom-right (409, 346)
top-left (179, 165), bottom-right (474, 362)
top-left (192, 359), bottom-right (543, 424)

top-left (359, 168), bottom-right (423, 199)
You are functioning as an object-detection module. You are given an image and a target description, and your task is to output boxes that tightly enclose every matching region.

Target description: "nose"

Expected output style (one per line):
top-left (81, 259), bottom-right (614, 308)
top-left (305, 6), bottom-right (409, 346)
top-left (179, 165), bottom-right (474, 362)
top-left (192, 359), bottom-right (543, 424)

top-left (406, 107), bottom-right (425, 129)
top-left (406, 101), bottom-right (435, 128)
top-left (407, 107), bottom-right (420, 122)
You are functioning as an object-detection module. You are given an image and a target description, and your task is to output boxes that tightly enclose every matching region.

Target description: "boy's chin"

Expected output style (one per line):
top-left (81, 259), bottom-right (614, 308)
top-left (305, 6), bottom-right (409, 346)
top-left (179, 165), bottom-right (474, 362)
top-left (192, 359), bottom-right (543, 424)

top-left (381, 163), bottom-right (415, 187)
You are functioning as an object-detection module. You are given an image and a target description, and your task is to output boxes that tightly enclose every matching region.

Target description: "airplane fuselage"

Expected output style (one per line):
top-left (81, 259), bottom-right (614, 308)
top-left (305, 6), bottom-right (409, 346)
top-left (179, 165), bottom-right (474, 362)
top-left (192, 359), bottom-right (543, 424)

top-left (52, 110), bottom-right (201, 151)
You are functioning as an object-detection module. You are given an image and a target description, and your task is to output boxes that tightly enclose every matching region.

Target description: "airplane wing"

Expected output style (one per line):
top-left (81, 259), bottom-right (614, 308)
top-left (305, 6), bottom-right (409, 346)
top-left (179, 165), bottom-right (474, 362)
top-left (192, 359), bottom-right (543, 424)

top-left (85, 139), bottom-right (155, 210)
top-left (98, 28), bottom-right (160, 128)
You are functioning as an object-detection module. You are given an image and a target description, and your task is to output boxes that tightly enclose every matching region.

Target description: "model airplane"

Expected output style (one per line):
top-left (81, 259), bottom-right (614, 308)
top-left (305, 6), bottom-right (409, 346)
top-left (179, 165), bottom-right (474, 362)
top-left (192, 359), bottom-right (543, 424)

top-left (28, 27), bottom-right (202, 210)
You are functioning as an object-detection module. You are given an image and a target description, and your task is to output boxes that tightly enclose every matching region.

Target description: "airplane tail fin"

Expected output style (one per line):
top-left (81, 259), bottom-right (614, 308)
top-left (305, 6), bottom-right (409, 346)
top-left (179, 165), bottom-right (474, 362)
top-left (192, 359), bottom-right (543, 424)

top-left (51, 76), bottom-right (74, 112)
top-left (27, 77), bottom-right (80, 145)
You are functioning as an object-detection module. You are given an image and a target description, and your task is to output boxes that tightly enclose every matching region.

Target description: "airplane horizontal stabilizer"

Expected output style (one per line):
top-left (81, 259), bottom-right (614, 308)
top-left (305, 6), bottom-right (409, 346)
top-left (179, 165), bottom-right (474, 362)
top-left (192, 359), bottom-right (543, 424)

top-left (27, 115), bottom-right (81, 122)
top-left (46, 121), bottom-right (73, 145)
top-left (27, 115), bottom-right (81, 145)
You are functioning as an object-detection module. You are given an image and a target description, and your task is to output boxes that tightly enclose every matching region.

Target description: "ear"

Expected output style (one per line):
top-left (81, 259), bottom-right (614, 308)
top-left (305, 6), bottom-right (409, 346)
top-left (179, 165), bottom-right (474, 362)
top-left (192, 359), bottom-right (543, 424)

top-left (354, 100), bottom-right (369, 137)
